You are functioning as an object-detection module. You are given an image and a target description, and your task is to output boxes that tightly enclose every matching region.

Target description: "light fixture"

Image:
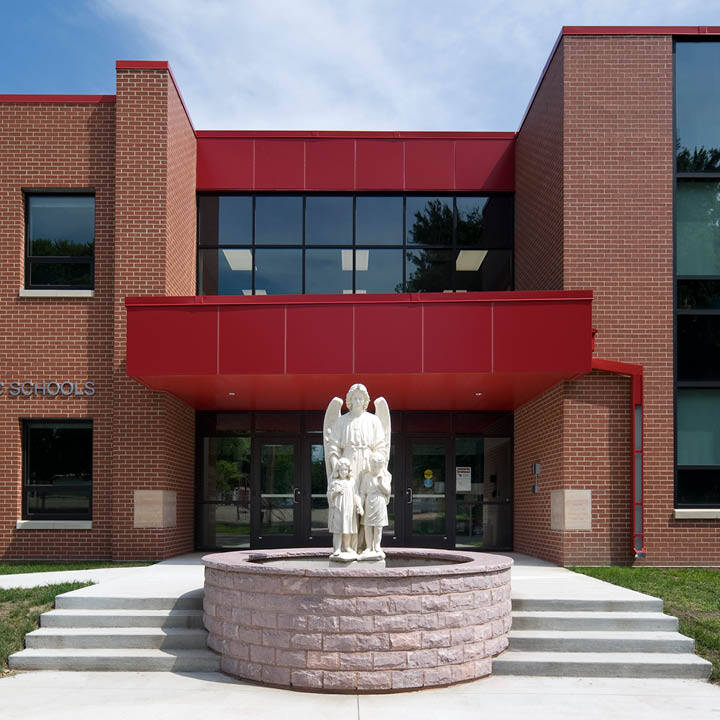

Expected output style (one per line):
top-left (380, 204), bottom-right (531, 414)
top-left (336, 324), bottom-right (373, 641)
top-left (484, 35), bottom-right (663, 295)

top-left (475, 392), bottom-right (483, 397)
top-left (228, 392), bottom-right (236, 397)
top-left (255, 289), bottom-right (267, 295)
top-left (341, 249), bottom-right (369, 271)
top-left (242, 289), bottom-right (252, 296)
top-left (222, 248), bottom-right (253, 272)
top-left (456, 249), bottom-right (488, 272)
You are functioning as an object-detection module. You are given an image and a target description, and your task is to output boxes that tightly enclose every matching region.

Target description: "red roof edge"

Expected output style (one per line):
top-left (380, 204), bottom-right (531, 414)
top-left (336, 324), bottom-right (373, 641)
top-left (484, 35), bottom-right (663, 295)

top-left (196, 130), bottom-right (516, 139)
top-left (562, 25), bottom-right (720, 35)
top-left (115, 60), bottom-right (195, 133)
top-left (0, 94), bottom-right (115, 104)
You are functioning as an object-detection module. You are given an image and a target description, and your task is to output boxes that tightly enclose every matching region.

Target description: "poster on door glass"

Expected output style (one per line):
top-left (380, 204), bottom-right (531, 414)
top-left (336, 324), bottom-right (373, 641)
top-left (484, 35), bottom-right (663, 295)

top-left (456, 466), bottom-right (472, 492)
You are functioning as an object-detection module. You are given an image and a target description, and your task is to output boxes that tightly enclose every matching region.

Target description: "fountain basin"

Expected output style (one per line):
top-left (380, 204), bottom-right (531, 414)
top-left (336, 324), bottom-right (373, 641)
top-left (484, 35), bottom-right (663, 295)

top-left (202, 547), bottom-right (512, 692)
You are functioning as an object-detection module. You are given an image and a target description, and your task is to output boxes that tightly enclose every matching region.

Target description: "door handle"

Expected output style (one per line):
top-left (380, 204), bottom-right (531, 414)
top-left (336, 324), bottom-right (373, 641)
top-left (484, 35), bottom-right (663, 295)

top-left (293, 487), bottom-right (301, 504)
top-left (406, 487), bottom-right (413, 504)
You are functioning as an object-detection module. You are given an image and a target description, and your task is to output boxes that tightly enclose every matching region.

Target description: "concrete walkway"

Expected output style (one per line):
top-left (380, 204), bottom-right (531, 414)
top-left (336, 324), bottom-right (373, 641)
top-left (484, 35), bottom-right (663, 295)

top-left (0, 564), bottom-right (158, 589)
top-left (3, 552), bottom-right (719, 716)
top-left (1, 671), bottom-right (719, 719)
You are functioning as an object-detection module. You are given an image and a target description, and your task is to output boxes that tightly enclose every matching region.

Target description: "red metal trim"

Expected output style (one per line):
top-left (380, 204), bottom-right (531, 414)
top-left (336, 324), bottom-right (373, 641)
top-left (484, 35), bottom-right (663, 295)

top-left (115, 60), bottom-right (195, 132)
top-left (562, 25), bottom-right (720, 36)
top-left (0, 94), bottom-right (115, 103)
top-left (196, 131), bottom-right (517, 139)
top-left (126, 289), bottom-right (593, 309)
top-left (115, 60), bottom-right (169, 69)
top-left (592, 358), bottom-right (645, 559)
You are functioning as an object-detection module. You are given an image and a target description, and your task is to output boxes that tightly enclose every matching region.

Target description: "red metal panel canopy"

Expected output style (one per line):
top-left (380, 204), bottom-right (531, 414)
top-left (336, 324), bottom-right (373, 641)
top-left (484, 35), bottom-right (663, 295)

top-left (125, 291), bottom-right (592, 411)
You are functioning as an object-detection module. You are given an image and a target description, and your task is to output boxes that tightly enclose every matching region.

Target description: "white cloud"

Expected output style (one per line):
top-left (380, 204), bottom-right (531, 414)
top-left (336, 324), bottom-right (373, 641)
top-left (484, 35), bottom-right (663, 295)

top-left (96, 0), bottom-right (719, 131)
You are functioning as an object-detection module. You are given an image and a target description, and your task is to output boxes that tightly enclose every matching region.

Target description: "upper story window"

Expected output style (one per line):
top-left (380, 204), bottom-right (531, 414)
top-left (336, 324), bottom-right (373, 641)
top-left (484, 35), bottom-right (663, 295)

top-left (26, 194), bottom-right (95, 289)
top-left (674, 40), bottom-right (720, 507)
top-left (197, 194), bottom-right (513, 295)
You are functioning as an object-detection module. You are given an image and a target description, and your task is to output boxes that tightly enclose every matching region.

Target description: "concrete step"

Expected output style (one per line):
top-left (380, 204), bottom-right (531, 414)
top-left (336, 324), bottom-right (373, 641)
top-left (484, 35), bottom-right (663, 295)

top-left (8, 648), bottom-right (220, 672)
top-left (493, 650), bottom-right (712, 679)
top-left (25, 627), bottom-right (208, 650)
top-left (55, 593), bottom-right (203, 611)
top-left (41, 609), bottom-right (205, 629)
top-left (512, 597), bottom-right (664, 612)
top-left (512, 610), bottom-right (679, 632)
top-left (509, 630), bottom-right (694, 653)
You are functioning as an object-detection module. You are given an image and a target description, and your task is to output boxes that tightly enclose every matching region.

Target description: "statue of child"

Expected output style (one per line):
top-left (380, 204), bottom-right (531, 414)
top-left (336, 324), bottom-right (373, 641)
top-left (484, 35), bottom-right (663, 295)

top-left (359, 451), bottom-right (391, 559)
top-left (327, 457), bottom-right (363, 561)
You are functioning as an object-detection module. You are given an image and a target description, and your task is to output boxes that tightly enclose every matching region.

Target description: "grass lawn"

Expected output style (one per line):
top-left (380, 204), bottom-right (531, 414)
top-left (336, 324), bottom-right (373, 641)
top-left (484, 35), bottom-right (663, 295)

top-left (1, 582), bottom-right (92, 674)
top-left (572, 566), bottom-right (720, 683)
top-left (0, 561), bottom-right (153, 576)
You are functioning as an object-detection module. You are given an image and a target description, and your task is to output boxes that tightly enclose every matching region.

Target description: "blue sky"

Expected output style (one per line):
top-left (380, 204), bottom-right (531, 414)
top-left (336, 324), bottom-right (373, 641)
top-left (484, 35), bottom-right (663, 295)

top-left (1, 0), bottom-right (718, 131)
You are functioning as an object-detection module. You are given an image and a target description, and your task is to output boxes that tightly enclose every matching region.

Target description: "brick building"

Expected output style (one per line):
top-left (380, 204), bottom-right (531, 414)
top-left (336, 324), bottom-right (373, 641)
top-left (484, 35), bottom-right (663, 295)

top-left (1, 26), bottom-right (718, 566)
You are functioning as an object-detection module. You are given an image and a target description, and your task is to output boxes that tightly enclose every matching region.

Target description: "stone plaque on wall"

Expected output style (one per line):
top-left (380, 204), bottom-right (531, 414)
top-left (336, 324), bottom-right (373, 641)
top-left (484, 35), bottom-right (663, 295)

top-left (133, 490), bottom-right (177, 528)
top-left (551, 489), bottom-right (592, 531)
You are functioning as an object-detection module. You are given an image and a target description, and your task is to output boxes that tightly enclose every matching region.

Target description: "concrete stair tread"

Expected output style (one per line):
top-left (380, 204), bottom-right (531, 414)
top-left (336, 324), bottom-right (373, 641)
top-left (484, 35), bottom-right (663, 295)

top-left (512, 610), bottom-right (675, 620)
top-left (28, 627), bottom-right (206, 637)
top-left (55, 595), bottom-right (203, 610)
top-left (494, 650), bottom-right (712, 678)
top-left (509, 630), bottom-right (691, 641)
top-left (9, 648), bottom-right (220, 671)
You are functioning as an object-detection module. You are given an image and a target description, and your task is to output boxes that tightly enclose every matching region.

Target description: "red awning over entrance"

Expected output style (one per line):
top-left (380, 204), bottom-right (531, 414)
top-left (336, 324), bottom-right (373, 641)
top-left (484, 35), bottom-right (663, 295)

top-left (125, 291), bottom-right (592, 411)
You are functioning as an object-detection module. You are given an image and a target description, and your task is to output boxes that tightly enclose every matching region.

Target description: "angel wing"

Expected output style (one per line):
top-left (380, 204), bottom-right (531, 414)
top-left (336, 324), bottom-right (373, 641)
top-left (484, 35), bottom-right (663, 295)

top-left (323, 396), bottom-right (343, 479)
top-left (374, 396), bottom-right (391, 458)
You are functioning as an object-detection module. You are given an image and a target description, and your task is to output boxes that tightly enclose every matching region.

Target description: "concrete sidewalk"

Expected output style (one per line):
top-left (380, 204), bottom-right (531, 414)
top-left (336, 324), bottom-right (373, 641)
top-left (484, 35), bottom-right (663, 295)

top-left (1, 671), bottom-right (719, 720)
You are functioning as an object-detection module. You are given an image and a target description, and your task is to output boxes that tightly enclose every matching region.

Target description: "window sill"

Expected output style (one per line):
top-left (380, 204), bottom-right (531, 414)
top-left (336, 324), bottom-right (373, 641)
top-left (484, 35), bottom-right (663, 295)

top-left (19, 289), bottom-right (94, 298)
top-left (16, 520), bottom-right (92, 530)
top-left (673, 509), bottom-right (720, 520)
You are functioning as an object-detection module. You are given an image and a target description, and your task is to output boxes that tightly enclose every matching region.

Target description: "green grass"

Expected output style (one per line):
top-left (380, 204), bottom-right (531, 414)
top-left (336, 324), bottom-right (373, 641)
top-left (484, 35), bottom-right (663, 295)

top-left (0, 561), bottom-right (153, 576)
top-left (1, 582), bottom-right (92, 674)
top-left (571, 566), bottom-right (720, 683)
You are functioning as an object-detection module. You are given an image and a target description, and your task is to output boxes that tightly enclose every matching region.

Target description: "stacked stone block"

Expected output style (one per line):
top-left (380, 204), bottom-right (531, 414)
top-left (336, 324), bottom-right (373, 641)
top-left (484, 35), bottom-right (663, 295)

top-left (203, 549), bottom-right (512, 691)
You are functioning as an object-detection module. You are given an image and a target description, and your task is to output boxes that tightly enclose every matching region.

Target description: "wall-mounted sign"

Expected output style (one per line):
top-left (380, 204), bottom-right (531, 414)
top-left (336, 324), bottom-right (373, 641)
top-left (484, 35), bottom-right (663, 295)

top-left (0, 381), bottom-right (95, 398)
top-left (456, 466), bottom-right (472, 492)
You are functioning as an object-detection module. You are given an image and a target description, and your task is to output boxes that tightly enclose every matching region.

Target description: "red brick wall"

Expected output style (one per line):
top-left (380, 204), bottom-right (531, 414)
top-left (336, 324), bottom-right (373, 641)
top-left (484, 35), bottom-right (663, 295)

top-left (516, 34), bottom-right (717, 566)
top-left (0, 101), bottom-right (115, 558)
top-left (514, 42), bottom-right (564, 292)
top-left (111, 67), bottom-right (197, 561)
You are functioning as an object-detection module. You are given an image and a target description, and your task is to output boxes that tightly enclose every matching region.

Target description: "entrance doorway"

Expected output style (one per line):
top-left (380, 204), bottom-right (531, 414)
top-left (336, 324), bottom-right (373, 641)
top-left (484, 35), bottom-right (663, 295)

top-left (196, 412), bottom-right (512, 552)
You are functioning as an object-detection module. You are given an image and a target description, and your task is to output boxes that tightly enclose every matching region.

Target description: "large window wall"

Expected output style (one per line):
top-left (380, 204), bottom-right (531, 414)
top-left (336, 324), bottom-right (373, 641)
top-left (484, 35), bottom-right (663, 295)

top-left (197, 194), bottom-right (513, 295)
top-left (675, 40), bottom-right (720, 506)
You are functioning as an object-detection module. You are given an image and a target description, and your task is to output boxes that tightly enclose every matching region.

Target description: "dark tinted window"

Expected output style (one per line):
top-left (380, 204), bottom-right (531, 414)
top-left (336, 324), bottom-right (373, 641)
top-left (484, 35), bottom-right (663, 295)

top-left (255, 196), bottom-right (302, 245)
top-left (306, 248), bottom-right (352, 294)
top-left (676, 181), bottom-right (720, 275)
top-left (677, 315), bottom-right (720, 381)
top-left (676, 42), bottom-right (720, 172)
top-left (456, 196), bottom-right (513, 248)
top-left (355, 249), bottom-right (403, 293)
top-left (677, 390), bottom-right (720, 465)
top-left (356, 196), bottom-right (403, 245)
top-left (406, 197), bottom-right (453, 246)
top-left (218, 196), bottom-right (252, 245)
top-left (455, 250), bottom-right (512, 292)
top-left (677, 469), bottom-right (720, 506)
top-left (678, 279), bottom-right (720, 310)
top-left (306, 196), bottom-right (352, 245)
top-left (24, 421), bottom-right (92, 519)
top-left (255, 248), bottom-right (302, 294)
top-left (26, 195), bottom-right (94, 289)
top-left (406, 249), bottom-right (452, 292)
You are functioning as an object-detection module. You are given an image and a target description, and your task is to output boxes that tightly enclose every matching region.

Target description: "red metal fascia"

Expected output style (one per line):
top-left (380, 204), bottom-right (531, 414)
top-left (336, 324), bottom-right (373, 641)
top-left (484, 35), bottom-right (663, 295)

top-left (592, 357), bottom-right (645, 560)
top-left (0, 94), bottom-right (115, 103)
top-left (562, 25), bottom-right (720, 36)
top-left (115, 60), bottom-right (195, 132)
top-left (196, 131), bottom-right (516, 139)
top-left (125, 289), bottom-right (593, 309)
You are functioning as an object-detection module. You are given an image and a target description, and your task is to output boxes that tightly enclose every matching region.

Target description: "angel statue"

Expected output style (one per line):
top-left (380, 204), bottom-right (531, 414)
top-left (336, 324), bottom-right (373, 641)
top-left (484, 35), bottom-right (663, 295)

top-left (324, 383), bottom-right (391, 562)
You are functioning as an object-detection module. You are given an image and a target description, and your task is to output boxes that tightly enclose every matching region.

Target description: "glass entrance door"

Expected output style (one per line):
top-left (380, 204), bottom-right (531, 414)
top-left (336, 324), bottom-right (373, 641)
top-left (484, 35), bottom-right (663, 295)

top-left (251, 438), bottom-right (300, 547)
top-left (401, 438), bottom-right (454, 547)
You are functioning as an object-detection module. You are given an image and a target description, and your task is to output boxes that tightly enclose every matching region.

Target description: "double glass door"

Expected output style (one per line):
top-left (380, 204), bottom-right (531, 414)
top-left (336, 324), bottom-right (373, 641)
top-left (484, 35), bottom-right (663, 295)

top-left (252, 437), bottom-right (331, 547)
top-left (196, 418), bottom-right (512, 552)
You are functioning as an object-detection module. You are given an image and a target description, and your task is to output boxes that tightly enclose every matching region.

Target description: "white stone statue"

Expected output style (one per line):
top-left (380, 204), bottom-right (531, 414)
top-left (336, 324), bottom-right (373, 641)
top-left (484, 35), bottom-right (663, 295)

top-left (327, 458), bottom-right (363, 560)
top-left (324, 383), bottom-right (391, 562)
top-left (359, 451), bottom-right (392, 559)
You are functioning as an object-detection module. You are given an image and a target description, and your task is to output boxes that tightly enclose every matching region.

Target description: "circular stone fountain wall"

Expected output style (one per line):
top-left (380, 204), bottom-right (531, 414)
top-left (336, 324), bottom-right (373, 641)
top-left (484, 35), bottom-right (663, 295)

top-left (202, 548), bottom-right (512, 692)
